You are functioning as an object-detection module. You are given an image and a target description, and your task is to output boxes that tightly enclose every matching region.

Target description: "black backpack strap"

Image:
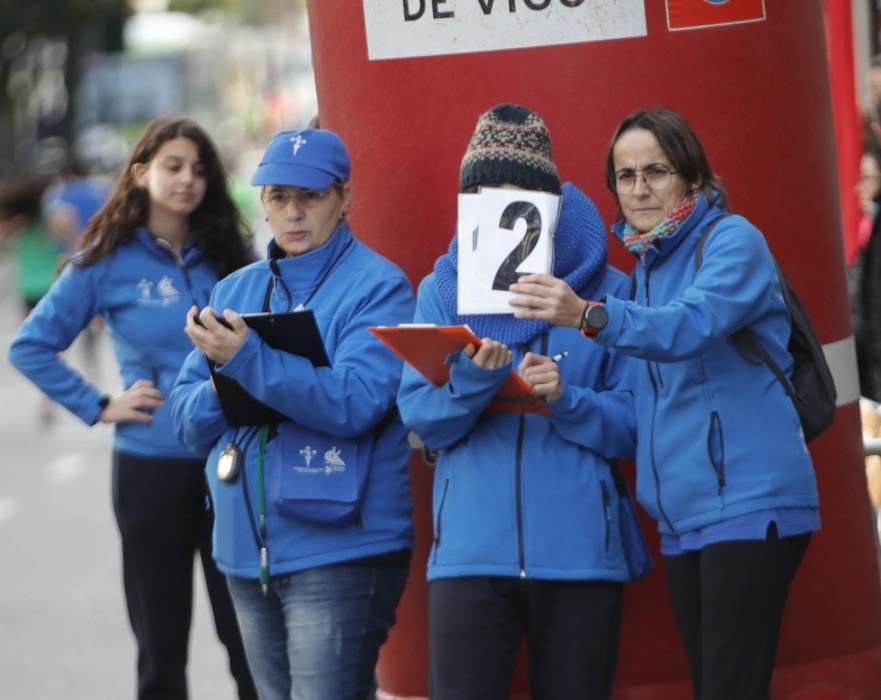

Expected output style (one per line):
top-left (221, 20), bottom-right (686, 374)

top-left (698, 220), bottom-right (798, 400)
top-left (694, 215), bottom-right (729, 271)
top-left (731, 323), bottom-right (796, 401)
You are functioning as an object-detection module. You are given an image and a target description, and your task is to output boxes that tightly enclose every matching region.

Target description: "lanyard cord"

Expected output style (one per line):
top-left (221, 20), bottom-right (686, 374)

top-left (264, 237), bottom-right (354, 312)
top-left (250, 234), bottom-right (354, 594)
top-left (256, 424), bottom-right (270, 594)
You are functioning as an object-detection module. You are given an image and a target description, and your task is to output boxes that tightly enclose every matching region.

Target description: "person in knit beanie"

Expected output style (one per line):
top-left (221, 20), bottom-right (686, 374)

top-left (459, 103), bottom-right (562, 194)
top-left (397, 103), bottom-right (644, 699)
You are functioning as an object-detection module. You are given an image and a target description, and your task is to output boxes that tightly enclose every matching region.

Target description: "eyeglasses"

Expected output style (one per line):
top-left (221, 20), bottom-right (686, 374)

top-left (263, 187), bottom-right (336, 210)
top-left (613, 163), bottom-right (680, 194)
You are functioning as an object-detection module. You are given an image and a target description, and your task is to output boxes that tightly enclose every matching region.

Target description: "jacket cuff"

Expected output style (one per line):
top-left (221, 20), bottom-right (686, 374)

top-left (594, 294), bottom-right (626, 345)
top-left (214, 330), bottom-right (259, 378)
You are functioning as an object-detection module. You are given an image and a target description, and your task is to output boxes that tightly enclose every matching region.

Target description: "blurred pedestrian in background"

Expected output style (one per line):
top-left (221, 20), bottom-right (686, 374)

top-left (170, 128), bottom-right (414, 700)
top-left (43, 156), bottom-right (113, 376)
top-left (863, 54), bottom-right (881, 151)
top-left (0, 177), bottom-right (63, 317)
top-left (851, 145), bottom-right (881, 537)
top-left (0, 176), bottom-right (64, 421)
top-left (510, 107), bottom-right (819, 700)
top-left (43, 157), bottom-right (112, 252)
top-left (8, 115), bottom-right (257, 700)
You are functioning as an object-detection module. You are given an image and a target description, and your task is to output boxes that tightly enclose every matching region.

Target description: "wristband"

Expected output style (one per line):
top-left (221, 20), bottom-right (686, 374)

top-left (581, 301), bottom-right (608, 339)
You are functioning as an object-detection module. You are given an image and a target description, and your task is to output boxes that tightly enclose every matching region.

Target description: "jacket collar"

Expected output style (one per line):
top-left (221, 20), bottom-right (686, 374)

top-left (133, 227), bottom-right (202, 265)
top-left (265, 222), bottom-right (353, 291)
top-left (612, 191), bottom-right (722, 269)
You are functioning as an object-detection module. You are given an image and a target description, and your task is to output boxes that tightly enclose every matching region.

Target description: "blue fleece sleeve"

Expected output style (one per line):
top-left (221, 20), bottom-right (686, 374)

top-left (547, 346), bottom-right (636, 459)
top-left (396, 277), bottom-right (511, 451)
top-left (597, 218), bottom-right (778, 361)
top-left (8, 262), bottom-right (106, 425)
top-left (169, 347), bottom-right (229, 454)
top-left (215, 274), bottom-right (415, 437)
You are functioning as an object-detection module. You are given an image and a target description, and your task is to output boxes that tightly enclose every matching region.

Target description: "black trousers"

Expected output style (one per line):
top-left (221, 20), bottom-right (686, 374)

top-left (664, 525), bottom-right (811, 700)
top-left (429, 576), bottom-right (623, 700)
top-left (112, 451), bottom-right (256, 700)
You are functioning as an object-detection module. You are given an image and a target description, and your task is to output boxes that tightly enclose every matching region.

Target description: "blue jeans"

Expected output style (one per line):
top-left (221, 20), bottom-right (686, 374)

top-left (226, 560), bottom-right (409, 700)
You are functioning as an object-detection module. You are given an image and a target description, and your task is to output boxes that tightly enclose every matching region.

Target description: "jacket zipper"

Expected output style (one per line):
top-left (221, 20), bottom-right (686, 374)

top-left (644, 268), bottom-right (675, 532)
top-left (515, 412), bottom-right (527, 578)
top-left (708, 411), bottom-right (726, 493)
top-left (600, 480), bottom-right (611, 551)
top-left (432, 478), bottom-right (450, 564)
top-left (512, 336), bottom-right (550, 578)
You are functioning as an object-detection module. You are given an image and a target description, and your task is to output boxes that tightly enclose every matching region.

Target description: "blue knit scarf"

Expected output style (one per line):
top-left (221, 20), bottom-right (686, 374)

top-left (434, 182), bottom-right (608, 346)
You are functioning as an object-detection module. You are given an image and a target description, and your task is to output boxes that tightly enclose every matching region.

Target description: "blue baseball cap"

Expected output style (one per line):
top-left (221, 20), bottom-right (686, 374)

top-left (251, 128), bottom-right (351, 189)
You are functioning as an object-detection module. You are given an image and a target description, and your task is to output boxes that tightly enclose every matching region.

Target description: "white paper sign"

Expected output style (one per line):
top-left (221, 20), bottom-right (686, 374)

top-left (458, 188), bottom-right (560, 315)
top-left (362, 0), bottom-right (647, 61)
top-left (456, 193), bottom-right (480, 313)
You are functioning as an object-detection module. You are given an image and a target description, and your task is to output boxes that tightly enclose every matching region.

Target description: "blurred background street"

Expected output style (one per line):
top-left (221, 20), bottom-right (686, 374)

top-left (0, 253), bottom-right (243, 699)
top-left (0, 2), bottom-right (317, 696)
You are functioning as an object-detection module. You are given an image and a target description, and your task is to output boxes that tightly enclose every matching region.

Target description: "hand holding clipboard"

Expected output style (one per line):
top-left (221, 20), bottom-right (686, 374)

top-left (211, 310), bottom-right (330, 426)
top-left (369, 324), bottom-right (549, 415)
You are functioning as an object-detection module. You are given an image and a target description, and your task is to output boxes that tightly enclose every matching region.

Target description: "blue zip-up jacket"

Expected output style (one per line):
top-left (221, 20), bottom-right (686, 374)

top-left (398, 268), bottom-right (637, 582)
top-left (596, 193), bottom-right (819, 535)
top-left (9, 228), bottom-right (217, 459)
top-left (170, 224), bottom-right (415, 578)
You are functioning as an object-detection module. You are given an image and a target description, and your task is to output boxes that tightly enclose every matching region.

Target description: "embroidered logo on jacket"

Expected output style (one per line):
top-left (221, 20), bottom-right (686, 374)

top-left (157, 275), bottom-right (180, 302)
top-left (292, 445), bottom-right (346, 475)
top-left (299, 445), bottom-right (317, 467)
top-left (136, 276), bottom-right (182, 306)
top-left (324, 447), bottom-right (346, 474)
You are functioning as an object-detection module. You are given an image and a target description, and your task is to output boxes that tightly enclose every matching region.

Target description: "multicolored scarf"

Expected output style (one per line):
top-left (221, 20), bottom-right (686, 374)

top-left (621, 195), bottom-right (698, 261)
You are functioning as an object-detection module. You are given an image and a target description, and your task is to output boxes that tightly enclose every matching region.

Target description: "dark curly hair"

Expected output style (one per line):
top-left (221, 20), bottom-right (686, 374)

top-left (74, 115), bottom-right (251, 278)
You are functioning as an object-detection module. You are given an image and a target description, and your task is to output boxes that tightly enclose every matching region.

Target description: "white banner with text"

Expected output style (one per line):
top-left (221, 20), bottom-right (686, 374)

top-left (363, 0), bottom-right (647, 60)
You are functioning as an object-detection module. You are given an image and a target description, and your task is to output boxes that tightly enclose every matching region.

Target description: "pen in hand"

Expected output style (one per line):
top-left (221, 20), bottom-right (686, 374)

top-left (551, 351), bottom-right (568, 364)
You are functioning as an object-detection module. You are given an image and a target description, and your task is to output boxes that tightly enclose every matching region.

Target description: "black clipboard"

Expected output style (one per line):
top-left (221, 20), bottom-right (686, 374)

top-left (211, 310), bottom-right (330, 427)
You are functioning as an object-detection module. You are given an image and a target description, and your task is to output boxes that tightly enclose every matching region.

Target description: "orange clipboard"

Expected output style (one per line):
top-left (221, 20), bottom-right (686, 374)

top-left (369, 324), bottom-right (550, 415)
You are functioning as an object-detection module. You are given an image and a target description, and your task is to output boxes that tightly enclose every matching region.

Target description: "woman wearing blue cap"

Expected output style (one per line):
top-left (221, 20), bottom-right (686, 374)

top-left (170, 128), bottom-right (415, 700)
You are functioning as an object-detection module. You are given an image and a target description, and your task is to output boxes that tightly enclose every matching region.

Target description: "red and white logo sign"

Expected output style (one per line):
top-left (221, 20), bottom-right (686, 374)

top-left (666, 0), bottom-right (766, 31)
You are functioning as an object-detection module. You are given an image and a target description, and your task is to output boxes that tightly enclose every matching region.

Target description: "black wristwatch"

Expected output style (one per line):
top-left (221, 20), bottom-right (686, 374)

top-left (98, 394), bottom-right (111, 411)
top-left (582, 302), bottom-right (608, 338)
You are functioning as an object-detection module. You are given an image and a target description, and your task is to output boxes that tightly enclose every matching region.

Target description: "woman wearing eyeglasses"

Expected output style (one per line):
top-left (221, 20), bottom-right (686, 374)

top-left (170, 128), bottom-right (415, 700)
top-left (509, 108), bottom-right (819, 700)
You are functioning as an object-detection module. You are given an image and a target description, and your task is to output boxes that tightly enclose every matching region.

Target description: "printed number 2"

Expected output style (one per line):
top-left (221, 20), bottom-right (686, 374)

top-left (492, 201), bottom-right (542, 290)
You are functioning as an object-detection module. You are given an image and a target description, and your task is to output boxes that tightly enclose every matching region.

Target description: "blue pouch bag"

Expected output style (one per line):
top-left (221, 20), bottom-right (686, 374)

top-left (267, 423), bottom-right (373, 525)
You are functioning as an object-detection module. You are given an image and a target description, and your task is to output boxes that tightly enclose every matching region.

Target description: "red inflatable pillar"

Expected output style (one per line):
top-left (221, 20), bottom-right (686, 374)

top-left (307, 1), bottom-right (881, 697)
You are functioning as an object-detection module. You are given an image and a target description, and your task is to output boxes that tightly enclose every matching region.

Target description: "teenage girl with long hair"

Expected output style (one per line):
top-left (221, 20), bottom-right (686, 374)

top-left (9, 115), bottom-right (257, 700)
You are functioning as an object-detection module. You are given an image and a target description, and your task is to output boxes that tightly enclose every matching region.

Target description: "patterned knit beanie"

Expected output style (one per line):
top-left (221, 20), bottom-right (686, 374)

top-left (459, 103), bottom-right (561, 194)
